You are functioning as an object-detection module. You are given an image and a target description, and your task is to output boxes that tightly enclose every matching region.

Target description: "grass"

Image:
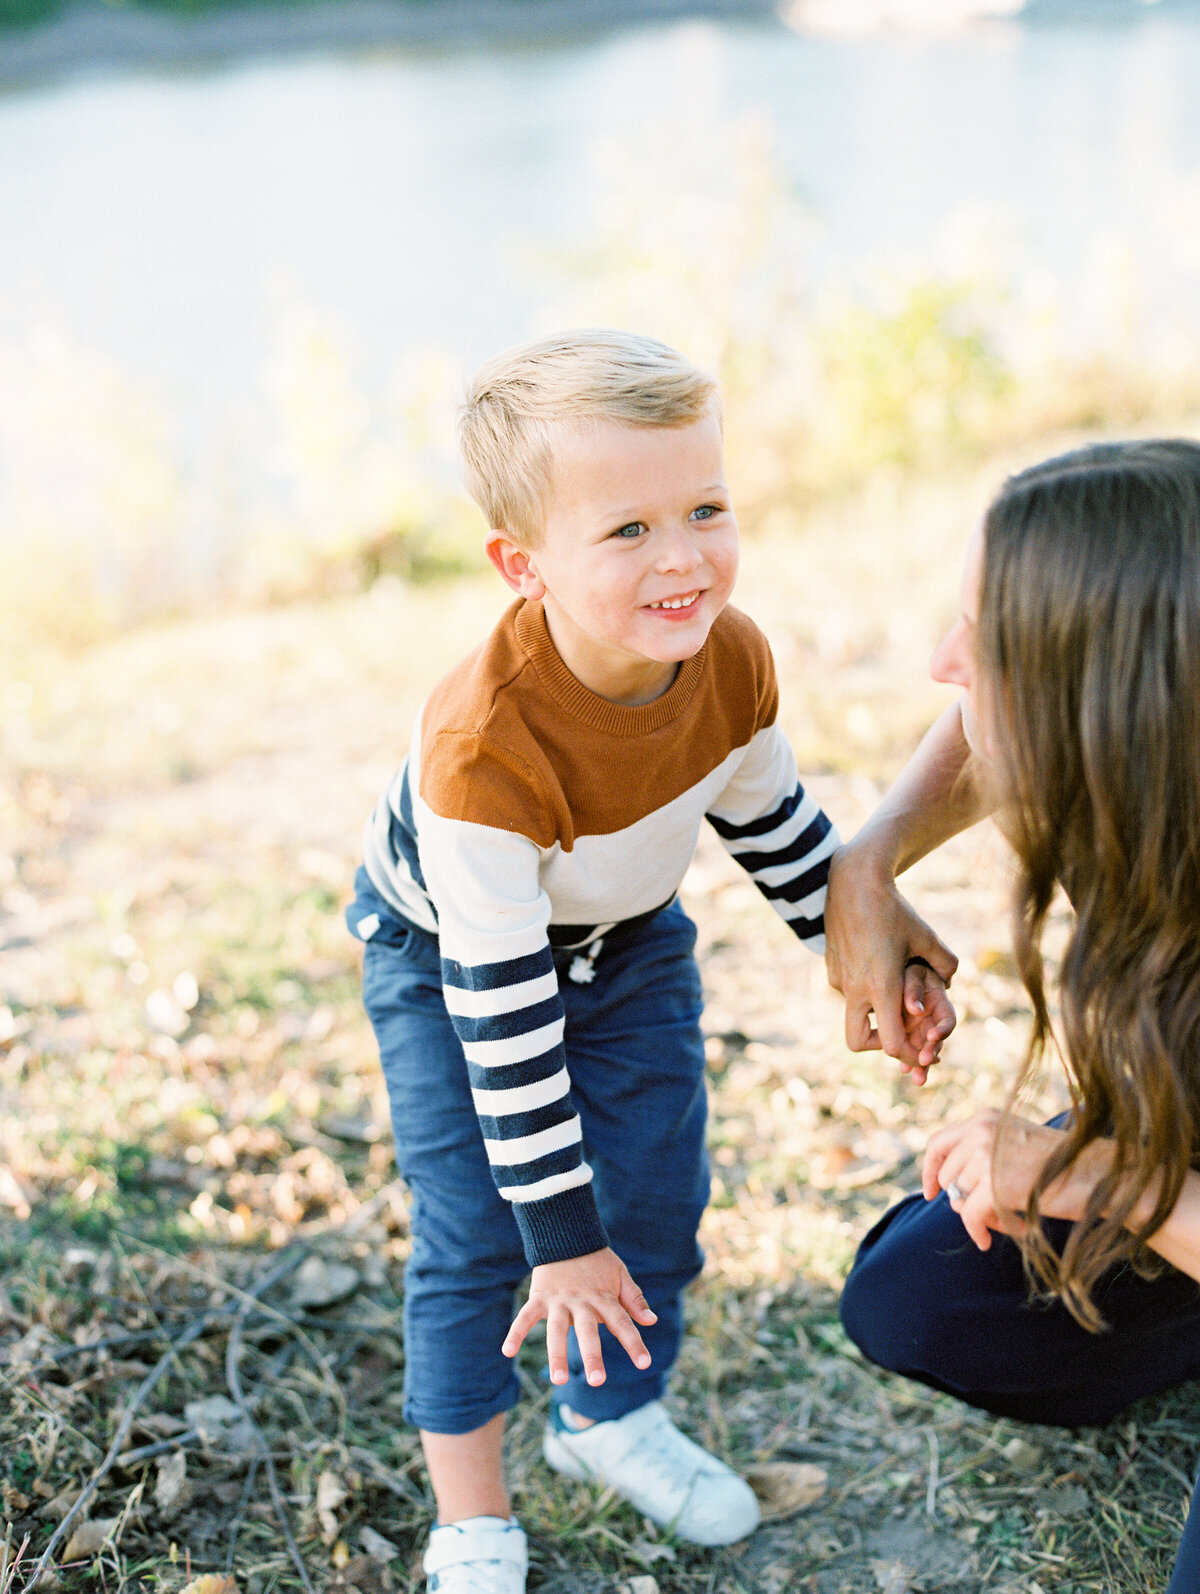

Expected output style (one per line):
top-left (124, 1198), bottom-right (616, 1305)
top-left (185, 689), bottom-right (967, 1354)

top-left (2, 462), bottom-right (1199, 1593)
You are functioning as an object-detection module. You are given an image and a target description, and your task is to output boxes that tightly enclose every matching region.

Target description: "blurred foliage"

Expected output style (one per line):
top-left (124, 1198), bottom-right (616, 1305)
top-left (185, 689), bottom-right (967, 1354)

top-left (0, 0), bottom-right (60, 27)
top-left (2, 119), bottom-right (1199, 664)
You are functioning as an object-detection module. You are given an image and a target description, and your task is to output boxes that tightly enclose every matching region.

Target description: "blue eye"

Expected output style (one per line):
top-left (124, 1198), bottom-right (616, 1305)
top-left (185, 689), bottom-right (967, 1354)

top-left (691, 505), bottom-right (718, 522)
top-left (612, 523), bottom-right (646, 540)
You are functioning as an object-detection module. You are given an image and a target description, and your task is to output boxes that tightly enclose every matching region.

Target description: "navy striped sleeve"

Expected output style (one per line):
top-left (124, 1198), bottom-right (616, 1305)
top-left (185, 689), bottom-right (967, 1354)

top-left (710, 783), bottom-right (838, 949)
top-left (441, 943), bottom-right (608, 1265)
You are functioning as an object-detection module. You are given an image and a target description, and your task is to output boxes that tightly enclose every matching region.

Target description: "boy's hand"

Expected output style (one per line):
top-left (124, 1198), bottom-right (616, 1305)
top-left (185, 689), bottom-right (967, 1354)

top-left (899, 960), bottom-right (956, 1086)
top-left (825, 844), bottom-right (957, 1076)
top-left (502, 1247), bottom-right (657, 1387)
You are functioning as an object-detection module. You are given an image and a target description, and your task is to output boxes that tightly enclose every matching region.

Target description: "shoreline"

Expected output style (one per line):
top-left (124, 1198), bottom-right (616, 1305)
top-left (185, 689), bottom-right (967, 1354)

top-left (4, 0), bottom-right (1198, 91)
top-left (0, 0), bottom-right (781, 88)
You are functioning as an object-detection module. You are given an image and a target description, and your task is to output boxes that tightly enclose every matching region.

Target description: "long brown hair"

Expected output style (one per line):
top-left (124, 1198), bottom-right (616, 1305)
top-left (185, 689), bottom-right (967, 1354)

top-left (979, 439), bottom-right (1200, 1329)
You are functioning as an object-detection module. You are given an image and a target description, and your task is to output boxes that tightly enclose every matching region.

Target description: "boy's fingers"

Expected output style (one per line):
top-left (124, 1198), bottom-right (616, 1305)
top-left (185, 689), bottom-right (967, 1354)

top-left (573, 1314), bottom-right (607, 1387)
top-left (544, 1305), bottom-right (574, 1385)
top-left (922, 983), bottom-right (957, 1041)
top-left (501, 1300), bottom-right (542, 1359)
top-left (617, 1276), bottom-right (658, 1327)
top-left (902, 963), bottom-right (931, 1017)
top-left (601, 1304), bottom-right (651, 1372)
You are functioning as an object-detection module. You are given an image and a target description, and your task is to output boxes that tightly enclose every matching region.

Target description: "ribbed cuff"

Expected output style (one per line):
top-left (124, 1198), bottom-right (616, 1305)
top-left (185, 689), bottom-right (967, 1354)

top-left (512, 1183), bottom-right (609, 1268)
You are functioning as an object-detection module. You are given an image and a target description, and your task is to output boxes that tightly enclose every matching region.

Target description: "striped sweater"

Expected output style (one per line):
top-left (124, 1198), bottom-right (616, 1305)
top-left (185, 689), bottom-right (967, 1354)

top-left (355, 598), bottom-right (838, 1267)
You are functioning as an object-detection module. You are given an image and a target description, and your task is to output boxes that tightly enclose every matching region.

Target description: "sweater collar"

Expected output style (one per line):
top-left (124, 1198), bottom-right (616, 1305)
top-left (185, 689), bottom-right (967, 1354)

top-left (514, 600), bottom-right (707, 736)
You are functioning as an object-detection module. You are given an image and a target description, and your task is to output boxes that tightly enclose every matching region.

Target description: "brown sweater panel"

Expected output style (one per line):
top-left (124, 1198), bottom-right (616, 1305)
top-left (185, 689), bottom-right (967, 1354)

top-left (419, 601), bottom-right (777, 850)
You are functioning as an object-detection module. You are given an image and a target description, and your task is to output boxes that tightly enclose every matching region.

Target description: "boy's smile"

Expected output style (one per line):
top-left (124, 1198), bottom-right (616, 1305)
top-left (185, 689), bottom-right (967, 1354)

top-left (487, 413), bottom-right (739, 706)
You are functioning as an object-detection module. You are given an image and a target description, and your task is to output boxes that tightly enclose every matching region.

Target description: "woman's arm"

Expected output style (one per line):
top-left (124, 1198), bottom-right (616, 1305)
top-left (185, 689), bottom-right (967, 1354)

top-left (825, 700), bottom-right (992, 1065)
top-left (924, 1111), bottom-right (1200, 1284)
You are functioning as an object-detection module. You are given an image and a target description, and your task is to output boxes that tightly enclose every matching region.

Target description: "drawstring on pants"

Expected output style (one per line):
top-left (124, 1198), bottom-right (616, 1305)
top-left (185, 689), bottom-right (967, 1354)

top-left (567, 937), bottom-right (605, 985)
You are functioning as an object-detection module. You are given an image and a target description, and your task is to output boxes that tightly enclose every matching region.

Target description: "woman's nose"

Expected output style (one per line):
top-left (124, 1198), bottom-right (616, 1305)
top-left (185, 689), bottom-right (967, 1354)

top-left (931, 620), bottom-right (970, 688)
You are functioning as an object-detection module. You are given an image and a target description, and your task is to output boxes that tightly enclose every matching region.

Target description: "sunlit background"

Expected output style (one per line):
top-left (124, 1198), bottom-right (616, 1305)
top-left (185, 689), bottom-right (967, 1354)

top-left (6, 0), bottom-right (1200, 647)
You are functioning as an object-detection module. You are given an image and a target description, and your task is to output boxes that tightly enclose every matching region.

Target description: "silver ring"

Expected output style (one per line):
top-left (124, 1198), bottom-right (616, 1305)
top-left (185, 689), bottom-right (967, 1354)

top-left (945, 1181), bottom-right (965, 1203)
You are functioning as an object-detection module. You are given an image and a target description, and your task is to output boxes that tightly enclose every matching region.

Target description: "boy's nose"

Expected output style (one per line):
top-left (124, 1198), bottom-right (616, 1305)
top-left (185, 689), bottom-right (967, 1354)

top-left (656, 524), bottom-right (704, 572)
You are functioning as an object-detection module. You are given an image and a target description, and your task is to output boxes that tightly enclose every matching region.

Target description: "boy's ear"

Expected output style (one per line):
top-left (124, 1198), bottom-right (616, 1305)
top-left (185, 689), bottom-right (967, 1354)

top-left (486, 530), bottom-right (546, 600)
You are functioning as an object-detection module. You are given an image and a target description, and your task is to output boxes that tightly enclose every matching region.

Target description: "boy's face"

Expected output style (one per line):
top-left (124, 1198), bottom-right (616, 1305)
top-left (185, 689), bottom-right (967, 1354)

top-left (489, 413), bottom-right (739, 705)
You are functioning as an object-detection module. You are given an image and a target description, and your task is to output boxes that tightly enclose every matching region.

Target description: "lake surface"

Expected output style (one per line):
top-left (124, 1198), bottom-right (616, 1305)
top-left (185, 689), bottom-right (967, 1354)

top-left (4, 6), bottom-right (1200, 556)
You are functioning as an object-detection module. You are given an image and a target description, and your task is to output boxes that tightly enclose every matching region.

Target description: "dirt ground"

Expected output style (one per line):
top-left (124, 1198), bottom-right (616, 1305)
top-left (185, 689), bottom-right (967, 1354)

top-left (1, 524), bottom-right (1196, 1592)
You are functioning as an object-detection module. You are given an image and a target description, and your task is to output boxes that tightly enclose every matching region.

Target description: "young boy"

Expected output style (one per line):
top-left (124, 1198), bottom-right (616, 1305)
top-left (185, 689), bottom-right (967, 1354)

top-left (347, 330), bottom-right (941, 1594)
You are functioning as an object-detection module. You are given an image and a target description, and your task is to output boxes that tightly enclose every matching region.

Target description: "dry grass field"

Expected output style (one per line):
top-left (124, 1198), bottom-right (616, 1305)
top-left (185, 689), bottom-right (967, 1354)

top-left (1, 462), bottom-right (1197, 1593)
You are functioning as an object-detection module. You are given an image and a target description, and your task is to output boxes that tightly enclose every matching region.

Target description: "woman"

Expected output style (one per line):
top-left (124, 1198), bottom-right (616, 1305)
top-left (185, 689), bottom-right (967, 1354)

top-left (827, 439), bottom-right (1200, 1593)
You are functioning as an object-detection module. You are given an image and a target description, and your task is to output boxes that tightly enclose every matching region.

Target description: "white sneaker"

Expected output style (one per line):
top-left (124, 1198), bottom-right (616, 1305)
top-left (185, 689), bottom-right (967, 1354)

top-left (422, 1516), bottom-right (527, 1594)
top-left (542, 1400), bottom-right (761, 1546)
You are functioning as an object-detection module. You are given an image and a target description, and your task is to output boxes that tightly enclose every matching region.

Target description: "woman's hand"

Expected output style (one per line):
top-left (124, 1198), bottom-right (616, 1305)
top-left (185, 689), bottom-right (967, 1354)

top-left (502, 1247), bottom-right (657, 1387)
top-left (826, 842), bottom-right (958, 1080)
top-left (923, 1110), bottom-right (1105, 1250)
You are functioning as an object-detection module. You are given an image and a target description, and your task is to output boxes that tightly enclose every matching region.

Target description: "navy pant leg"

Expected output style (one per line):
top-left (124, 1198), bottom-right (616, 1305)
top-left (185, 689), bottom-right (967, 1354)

top-left (553, 899), bottom-right (710, 1422)
top-left (1168, 1480), bottom-right (1200, 1594)
top-left (364, 929), bottom-right (528, 1436)
top-left (363, 897), bottom-right (713, 1434)
top-left (841, 1187), bottom-right (1200, 1427)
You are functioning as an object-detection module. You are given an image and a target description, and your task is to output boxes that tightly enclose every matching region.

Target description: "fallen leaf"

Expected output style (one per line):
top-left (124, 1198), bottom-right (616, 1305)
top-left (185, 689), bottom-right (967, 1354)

top-left (625, 1578), bottom-right (660, 1594)
top-left (331, 1538), bottom-right (351, 1568)
top-left (154, 1449), bottom-right (189, 1519)
top-left (630, 1538), bottom-right (676, 1565)
top-left (746, 1461), bottom-right (827, 1519)
top-left (4, 1324), bottom-right (57, 1369)
top-left (135, 1412), bottom-right (190, 1438)
top-left (359, 1525), bottom-right (399, 1562)
top-left (184, 1395), bottom-right (257, 1455)
top-left (320, 1115), bottom-right (383, 1144)
top-left (1002, 1436), bottom-right (1041, 1472)
top-left (871, 1560), bottom-right (915, 1594)
top-left (317, 1469), bottom-right (349, 1543)
top-left (40, 1488), bottom-right (84, 1520)
top-left (180, 1577), bottom-right (238, 1594)
top-left (60, 1247), bottom-right (99, 1280)
top-left (291, 1255), bottom-right (361, 1309)
top-left (63, 1517), bottom-right (120, 1560)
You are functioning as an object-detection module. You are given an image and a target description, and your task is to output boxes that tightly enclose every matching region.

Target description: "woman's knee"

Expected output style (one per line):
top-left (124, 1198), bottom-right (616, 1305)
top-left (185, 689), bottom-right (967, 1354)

top-left (839, 1194), bottom-right (1027, 1389)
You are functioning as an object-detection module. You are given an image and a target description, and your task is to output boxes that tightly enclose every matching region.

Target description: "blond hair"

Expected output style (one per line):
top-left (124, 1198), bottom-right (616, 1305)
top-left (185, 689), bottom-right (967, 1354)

top-left (458, 330), bottom-right (720, 546)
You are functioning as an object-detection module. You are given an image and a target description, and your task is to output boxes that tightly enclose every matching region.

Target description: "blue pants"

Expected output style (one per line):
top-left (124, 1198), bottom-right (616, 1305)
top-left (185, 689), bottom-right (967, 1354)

top-left (840, 1182), bottom-right (1200, 1593)
top-left (360, 887), bottom-right (709, 1436)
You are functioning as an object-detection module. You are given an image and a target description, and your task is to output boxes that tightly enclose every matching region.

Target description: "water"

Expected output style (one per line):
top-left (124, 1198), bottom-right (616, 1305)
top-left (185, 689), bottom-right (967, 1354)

top-left (3, 13), bottom-right (1200, 392)
top-left (4, 8), bottom-right (1200, 580)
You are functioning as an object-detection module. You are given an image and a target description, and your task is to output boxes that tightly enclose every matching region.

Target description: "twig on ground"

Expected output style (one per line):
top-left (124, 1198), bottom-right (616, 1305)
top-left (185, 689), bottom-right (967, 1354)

top-left (223, 1455), bottom-right (261, 1576)
top-left (21, 1315), bottom-right (212, 1591)
top-left (129, 1238), bottom-right (347, 1429)
top-left (115, 1429), bottom-right (201, 1468)
top-left (42, 1309), bottom-right (235, 1368)
top-left (925, 1429), bottom-right (940, 1517)
top-left (225, 1274), bottom-right (317, 1594)
top-left (350, 1445), bottom-right (428, 1507)
top-left (0, 1529), bottom-right (30, 1594)
top-left (18, 1246), bottom-right (308, 1593)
